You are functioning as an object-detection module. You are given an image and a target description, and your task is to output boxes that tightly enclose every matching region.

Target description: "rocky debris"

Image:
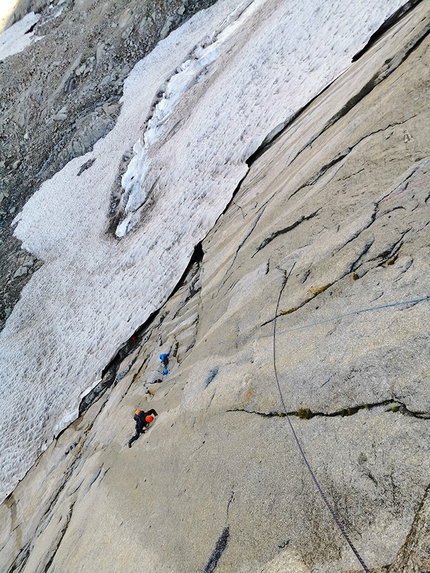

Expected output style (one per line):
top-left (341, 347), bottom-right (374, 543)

top-left (0, 0), bottom-right (218, 331)
top-left (1, 1), bottom-right (430, 573)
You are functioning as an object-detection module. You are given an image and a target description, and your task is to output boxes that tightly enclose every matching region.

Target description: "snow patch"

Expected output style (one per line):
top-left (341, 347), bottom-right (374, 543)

top-left (0, 12), bottom-right (41, 61)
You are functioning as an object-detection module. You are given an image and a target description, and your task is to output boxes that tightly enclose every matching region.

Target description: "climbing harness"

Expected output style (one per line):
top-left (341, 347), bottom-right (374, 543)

top-left (272, 265), bottom-right (370, 573)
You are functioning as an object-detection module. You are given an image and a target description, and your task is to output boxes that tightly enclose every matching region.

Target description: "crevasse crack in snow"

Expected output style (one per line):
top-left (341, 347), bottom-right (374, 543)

top-left (117, 0), bottom-right (262, 236)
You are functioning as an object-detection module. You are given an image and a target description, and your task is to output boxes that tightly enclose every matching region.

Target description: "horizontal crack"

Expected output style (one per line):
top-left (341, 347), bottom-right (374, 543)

top-left (226, 408), bottom-right (284, 417)
top-left (260, 282), bottom-right (334, 325)
top-left (228, 401), bottom-right (429, 420)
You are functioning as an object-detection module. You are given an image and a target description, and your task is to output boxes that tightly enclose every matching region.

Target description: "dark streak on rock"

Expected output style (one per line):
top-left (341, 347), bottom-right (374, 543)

top-left (5, 543), bottom-right (31, 573)
top-left (389, 483), bottom-right (430, 570)
top-left (172, 243), bottom-right (203, 320)
top-left (254, 209), bottom-right (321, 255)
top-left (362, 469), bottom-right (378, 486)
top-left (335, 205), bottom-right (377, 255)
top-left (394, 259), bottom-right (413, 281)
top-left (287, 149), bottom-right (354, 201)
top-left (202, 527), bottom-right (230, 573)
top-left (348, 240), bottom-right (374, 273)
top-left (301, 269), bottom-right (311, 284)
top-left (206, 389), bottom-right (217, 411)
top-left (225, 279), bottom-right (239, 295)
top-left (341, 167), bottom-right (365, 181)
top-left (378, 205), bottom-right (406, 217)
top-left (83, 466), bottom-right (103, 496)
top-left (373, 229), bottom-right (410, 266)
top-left (226, 491), bottom-right (234, 517)
top-left (378, 160), bottom-right (426, 204)
top-left (309, 150), bottom-right (352, 186)
top-left (205, 366), bottom-right (219, 387)
top-left (42, 501), bottom-right (76, 573)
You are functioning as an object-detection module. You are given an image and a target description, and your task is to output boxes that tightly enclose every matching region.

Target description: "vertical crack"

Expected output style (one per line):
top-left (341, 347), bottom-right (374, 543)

top-left (42, 500), bottom-right (76, 573)
top-left (219, 209), bottom-right (266, 289)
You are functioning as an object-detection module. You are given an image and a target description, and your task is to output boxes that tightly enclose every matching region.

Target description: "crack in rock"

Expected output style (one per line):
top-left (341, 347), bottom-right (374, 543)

top-left (286, 114), bottom-right (419, 208)
top-left (41, 500), bottom-right (76, 573)
top-left (253, 209), bottom-right (321, 255)
top-left (5, 542), bottom-right (31, 573)
top-left (348, 240), bottom-right (374, 274)
top-left (352, 0), bottom-right (425, 61)
top-left (80, 243), bottom-right (204, 413)
top-left (202, 527), bottom-right (230, 573)
top-left (228, 400), bottom-right (429, 420)
top-left (373, 229), bottom-right (410, 267)
top-left (334, 203), bottom-right (378, 255)
top-left (274, 283), bottom-right (333, 322)
top-left (220, 209), bottom-right (266, 288)
top-left (246, 11), bottom-right (429, 171)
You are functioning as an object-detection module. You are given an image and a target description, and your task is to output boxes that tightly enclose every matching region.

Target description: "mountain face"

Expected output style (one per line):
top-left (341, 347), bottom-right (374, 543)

top-left (0, 0), bottom-right (411, 505)
top-left (1, 0), bottom-right (430, 572)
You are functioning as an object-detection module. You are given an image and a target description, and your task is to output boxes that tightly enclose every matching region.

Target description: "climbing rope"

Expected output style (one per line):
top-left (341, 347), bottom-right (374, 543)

top-left (225, 295), bottom-right (430, 346)
top-left (272, 265), bottom-right (370, 573)
top-left (276, 295), bottom-right (430, 337)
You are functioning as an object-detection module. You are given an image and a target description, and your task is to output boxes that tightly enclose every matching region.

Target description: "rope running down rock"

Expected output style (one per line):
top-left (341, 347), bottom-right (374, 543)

top-left (272, 263), bottom-right (370, 573)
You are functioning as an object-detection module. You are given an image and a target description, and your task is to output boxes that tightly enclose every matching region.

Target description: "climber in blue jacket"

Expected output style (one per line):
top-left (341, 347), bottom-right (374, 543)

top-left (159, 353), bottom-right (169, 368)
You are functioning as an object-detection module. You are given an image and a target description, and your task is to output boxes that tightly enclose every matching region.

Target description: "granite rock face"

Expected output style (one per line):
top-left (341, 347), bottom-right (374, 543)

top-left (1, 2), bottom-right (430, 573)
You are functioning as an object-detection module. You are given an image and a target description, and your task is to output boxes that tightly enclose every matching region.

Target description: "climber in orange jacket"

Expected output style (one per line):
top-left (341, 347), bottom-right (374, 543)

top-left (128, 408), bottom-right (158, 448)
